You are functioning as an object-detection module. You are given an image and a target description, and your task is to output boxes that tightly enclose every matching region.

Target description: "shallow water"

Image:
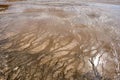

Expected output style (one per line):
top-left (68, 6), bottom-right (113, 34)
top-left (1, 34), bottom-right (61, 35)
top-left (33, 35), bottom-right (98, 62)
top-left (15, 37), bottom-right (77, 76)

top-left (0, 0), bottom-right (120, 80)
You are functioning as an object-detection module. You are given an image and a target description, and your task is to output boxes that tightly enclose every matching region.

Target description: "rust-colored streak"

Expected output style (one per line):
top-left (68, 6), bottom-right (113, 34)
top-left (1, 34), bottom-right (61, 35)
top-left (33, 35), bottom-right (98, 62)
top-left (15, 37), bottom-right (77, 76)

top-left (0, 4), bottom-right (10, 12)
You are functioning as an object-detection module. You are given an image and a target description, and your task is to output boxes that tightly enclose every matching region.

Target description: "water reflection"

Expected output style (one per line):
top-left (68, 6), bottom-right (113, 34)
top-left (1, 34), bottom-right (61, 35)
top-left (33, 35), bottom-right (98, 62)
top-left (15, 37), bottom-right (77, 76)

top-left (0, 0), bottom-right (120, 80)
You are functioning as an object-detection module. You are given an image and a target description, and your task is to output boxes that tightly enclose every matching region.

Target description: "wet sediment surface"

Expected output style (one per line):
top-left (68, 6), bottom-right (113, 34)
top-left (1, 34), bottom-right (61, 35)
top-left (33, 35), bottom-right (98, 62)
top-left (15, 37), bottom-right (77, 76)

top-left (0, 0), bottom-right (120, 80)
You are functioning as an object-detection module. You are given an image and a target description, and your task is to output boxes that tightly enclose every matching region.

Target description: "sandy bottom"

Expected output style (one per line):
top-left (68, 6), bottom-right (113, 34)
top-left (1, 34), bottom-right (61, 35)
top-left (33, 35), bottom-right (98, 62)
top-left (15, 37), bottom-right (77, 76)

top-left (0, 0), bottom-right (120, 80)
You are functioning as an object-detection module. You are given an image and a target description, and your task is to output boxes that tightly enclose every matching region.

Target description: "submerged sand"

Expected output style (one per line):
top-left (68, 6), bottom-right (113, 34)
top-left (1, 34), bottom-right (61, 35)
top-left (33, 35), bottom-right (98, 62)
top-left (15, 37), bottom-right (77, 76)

top-left (0, 0), bottom-right (120, 80)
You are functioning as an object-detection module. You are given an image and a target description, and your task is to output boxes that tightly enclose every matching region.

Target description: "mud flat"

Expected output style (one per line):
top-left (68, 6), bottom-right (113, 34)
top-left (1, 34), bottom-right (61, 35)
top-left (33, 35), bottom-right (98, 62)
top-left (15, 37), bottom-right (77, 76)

top-left (0, 0), bottom-right (120, 80)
